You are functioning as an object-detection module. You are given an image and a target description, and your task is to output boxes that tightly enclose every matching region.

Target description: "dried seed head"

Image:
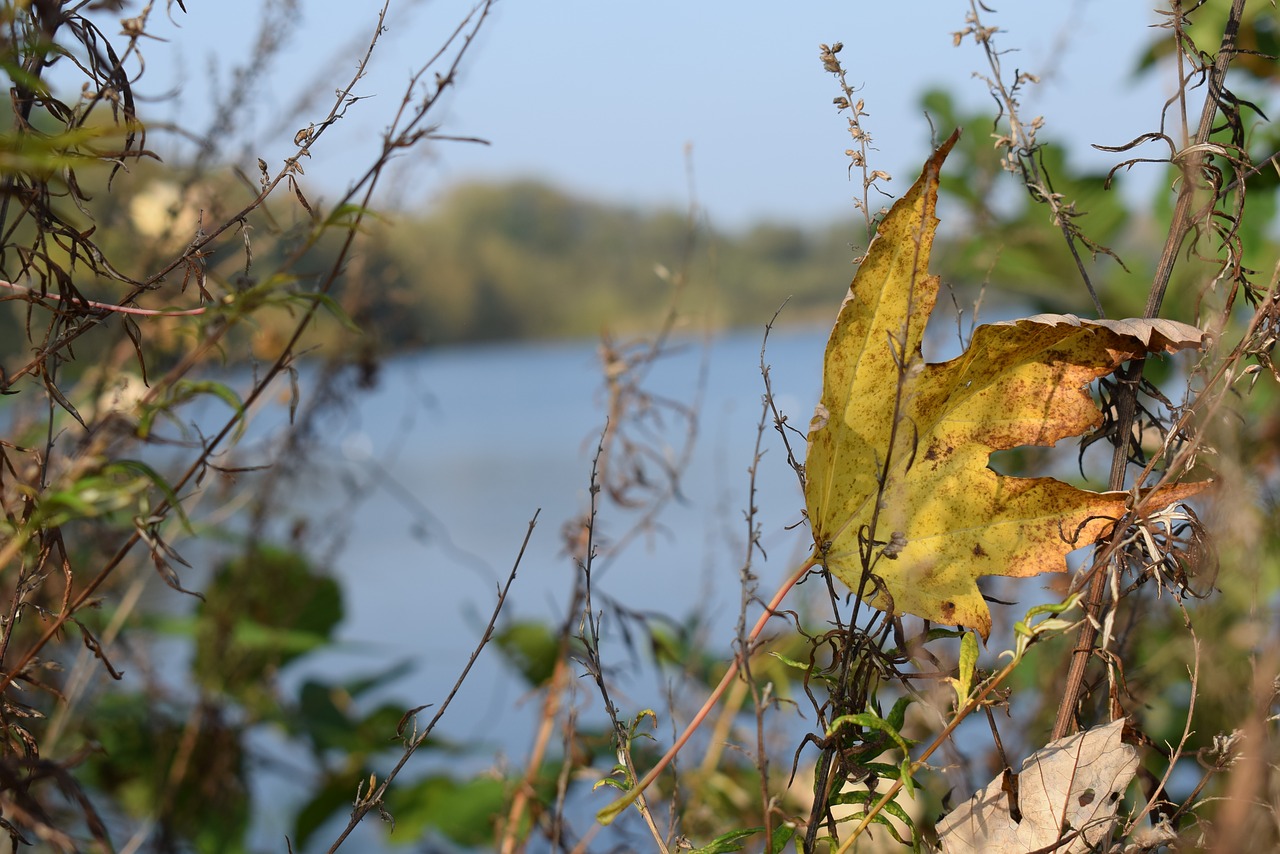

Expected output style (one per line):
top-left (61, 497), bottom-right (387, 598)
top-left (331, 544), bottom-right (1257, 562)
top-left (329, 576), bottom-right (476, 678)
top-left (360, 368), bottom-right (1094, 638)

top-left (819, 43), bottom-right (842, 74)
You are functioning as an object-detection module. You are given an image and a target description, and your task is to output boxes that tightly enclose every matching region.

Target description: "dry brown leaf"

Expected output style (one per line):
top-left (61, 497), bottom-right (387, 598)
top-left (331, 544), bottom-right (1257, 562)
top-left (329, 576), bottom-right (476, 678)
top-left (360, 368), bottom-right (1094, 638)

top-left (936, 719), bottom-right (1139, 853)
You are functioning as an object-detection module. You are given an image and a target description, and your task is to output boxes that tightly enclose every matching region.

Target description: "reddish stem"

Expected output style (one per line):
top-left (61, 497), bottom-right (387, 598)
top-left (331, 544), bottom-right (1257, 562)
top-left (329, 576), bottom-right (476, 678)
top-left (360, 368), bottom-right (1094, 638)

top-left (0, 280), bottom-right (208, 316)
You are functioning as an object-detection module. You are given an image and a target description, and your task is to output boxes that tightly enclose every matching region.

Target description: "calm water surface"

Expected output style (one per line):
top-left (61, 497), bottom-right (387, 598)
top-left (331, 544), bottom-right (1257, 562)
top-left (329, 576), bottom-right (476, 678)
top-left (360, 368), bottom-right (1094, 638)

top-left (314, 326), bottom-right (826, 669)
top-left (251, 326), bottom-right (831, 847)
top-left (246, 309), bottom-right (1031, 848)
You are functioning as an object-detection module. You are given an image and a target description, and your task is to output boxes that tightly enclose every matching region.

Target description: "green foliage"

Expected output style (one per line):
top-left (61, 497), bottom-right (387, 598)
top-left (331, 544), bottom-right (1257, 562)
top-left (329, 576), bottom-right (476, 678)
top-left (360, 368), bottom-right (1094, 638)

top-left (495, 620), bottom-right (563, 688)
top-left (828, 697), bottom-right (918, 759)
top-left (194, 546), bottom-right (343, 713)
top-left (923, 89), bottom-right (1148, 316)
top-left (81, 693), bottom-right (251, 853)
top-left (339, 178), bottom-right (860, 347)
top-left (384, 774), bottom-right (509, 847)
top-left (136, 379), bottom-right (246, 440)
top-left (688, 824), bottom-right (796, 854)
top-left (2, 2), bottom-right (1279, 853)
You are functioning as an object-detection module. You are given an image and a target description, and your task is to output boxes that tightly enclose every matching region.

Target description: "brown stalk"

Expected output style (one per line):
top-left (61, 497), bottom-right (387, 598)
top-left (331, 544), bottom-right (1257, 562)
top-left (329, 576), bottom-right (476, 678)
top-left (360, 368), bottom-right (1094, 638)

top-left (1051, 0), bottom-right (1247, 742)
top-left (498, 653), bottom-right (568, 854)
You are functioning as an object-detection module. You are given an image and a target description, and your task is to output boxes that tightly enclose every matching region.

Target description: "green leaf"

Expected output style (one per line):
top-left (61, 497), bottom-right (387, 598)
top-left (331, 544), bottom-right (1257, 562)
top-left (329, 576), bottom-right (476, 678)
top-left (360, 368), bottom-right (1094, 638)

top-left (768, 651), bottom-right (810, 670)
top-left (384, 775), bottom-right (508, 847)
top-left (953, 630), bottom-right (979, 708)
top-left (885, 696), bottom-right (913, 732)
top-left (899, 757), bottom-right (916, 797)
top-left (828, 710), bottom-right (917, 756)
top-left (136, 379), bottom-right (246, 443)
top-left (688, 827), bottom-right (763, 854)
top-left (828, 791), bottom-right (915, 845)
top-left (111, 458), bottom-right (193, 531)
top-left (194, 545), bottom-right (343, 710)
top-left (322, 202), bottom-right (382, 229)
top-left (294, 291), bottom-right (362, 333)
top-left (768, 823), bottom-right (796, 854)
top-left (862, 762), bottom-right (905, 779)
top-left (495, 620), bottom-right (561, 687)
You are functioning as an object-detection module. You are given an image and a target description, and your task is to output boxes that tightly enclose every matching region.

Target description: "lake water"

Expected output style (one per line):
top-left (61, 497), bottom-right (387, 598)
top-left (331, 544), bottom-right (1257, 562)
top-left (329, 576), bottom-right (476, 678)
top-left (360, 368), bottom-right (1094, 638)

top-left (248, 324), bottom-right (839, 848)
top-left (0, 302), bottom-right (1062, 849)
top-left (300, 324), bottom-right (827, 671)
top-left (239, 306), bottom-right (1053, 849)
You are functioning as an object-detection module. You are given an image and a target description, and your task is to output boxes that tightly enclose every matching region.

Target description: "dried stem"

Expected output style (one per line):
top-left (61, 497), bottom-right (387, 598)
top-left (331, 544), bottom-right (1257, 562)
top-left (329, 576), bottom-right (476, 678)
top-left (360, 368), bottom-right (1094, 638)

top-left (325, 510), bottom-right (536, 853)
top-left (1052, 0), bottom-right (1247, 742)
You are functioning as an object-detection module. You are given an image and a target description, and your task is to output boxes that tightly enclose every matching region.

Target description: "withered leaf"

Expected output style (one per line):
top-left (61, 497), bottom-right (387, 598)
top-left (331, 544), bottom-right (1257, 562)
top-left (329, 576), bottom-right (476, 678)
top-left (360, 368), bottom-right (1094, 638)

top-left (804, 130), bottom-right (1208, 639)
top-left (936, 719), bottom-right (1139, 853)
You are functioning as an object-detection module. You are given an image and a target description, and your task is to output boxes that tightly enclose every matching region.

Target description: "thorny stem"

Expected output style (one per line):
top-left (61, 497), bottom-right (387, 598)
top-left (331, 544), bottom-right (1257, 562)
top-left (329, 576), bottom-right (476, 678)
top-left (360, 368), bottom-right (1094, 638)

top-left (965, 0), bottom-right (1105, 317)
top-left (1052, 0), bottom-right (1246, 742)
top-left (580, 428), bottom-right (668, 852)
top-left (735, 323), bottom-right (782, 844)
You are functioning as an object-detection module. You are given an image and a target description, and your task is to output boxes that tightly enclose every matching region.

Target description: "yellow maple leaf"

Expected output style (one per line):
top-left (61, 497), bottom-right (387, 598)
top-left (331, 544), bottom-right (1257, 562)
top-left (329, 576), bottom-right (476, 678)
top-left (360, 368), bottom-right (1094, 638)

top-left (804, 130), bottom-right (1207, 640)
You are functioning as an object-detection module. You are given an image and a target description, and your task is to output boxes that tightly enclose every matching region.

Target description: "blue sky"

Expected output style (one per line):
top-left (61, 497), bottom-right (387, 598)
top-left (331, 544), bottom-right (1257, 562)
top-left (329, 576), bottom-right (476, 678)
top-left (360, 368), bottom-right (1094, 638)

top-left (137, 0), bottom-right (1168, 230)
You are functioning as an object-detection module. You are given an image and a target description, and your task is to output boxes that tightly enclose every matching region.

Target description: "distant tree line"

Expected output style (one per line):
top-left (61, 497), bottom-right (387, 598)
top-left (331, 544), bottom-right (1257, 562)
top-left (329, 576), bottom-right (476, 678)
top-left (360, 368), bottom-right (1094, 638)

top-left (7, 87), bottom-right (1275, 364)
top-left (343, 178), bottom-right (869, 347)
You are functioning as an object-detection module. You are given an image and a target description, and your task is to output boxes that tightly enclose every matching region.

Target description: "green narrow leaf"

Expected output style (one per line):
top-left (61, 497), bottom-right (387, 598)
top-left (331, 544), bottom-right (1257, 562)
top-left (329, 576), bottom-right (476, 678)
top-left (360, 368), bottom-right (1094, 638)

top-left (322, 202), bottom-right (382, 229)
top-left (287, 364), bottom-right (300, 424)
top-left (828, 711), bottom-right (916, 755)
top-left (136, 379), bottom-right (246, 441)
top-left (111, 459), bottom-right (192, 532)
top-left (768, 824), bottom-right (796, 854)
top-left (828, 796), bottom-right (912, 845)
top-left (769, 651), bottom-right (811, 670)
top-left (44, 376), bottom-right (87, 430)
top-left (689, 827), bottom-right (762, 854)
top-left (899, 757), bottom-right (916, 797)
top-left (293, 292), bottom-right (361, 333)
top-left (955, 629), bottom-right (979, 707)
top-left (886, 696), bottom-right (914, 732)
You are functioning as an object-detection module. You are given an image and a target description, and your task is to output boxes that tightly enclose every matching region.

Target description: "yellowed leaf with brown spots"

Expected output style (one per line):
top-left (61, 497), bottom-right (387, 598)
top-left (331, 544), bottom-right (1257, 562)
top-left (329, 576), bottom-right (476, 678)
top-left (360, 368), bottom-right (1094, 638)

top-left (803, 130), bottom-right (1208, 640)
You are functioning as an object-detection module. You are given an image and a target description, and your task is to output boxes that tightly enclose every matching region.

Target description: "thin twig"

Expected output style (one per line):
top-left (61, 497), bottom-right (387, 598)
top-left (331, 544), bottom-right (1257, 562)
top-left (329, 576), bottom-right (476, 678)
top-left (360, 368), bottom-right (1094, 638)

top-left (0, 279), bottom-right (208, 316)
top-left (1052, 0), bottom-right (1246, 741)
top-left (325, 510), bottom-right (536, 853)
top-left (597, 555), bottom-right (817, 825)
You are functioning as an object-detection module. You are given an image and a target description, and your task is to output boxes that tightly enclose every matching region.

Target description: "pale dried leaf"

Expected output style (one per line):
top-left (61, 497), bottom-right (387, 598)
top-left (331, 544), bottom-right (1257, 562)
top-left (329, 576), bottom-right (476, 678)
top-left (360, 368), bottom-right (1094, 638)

top-left (992, 314), bottom-right (1204, 354)
top-left (936, 719), bottom-right (1139, 853)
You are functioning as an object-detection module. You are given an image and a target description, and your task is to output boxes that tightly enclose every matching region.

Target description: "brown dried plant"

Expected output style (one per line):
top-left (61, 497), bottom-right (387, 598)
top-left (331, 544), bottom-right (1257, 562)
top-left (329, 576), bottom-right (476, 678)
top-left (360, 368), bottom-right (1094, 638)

top-left (0, 0), bottom-right (502, 849)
